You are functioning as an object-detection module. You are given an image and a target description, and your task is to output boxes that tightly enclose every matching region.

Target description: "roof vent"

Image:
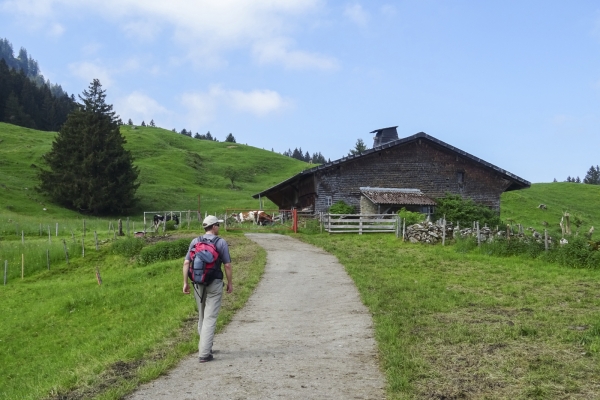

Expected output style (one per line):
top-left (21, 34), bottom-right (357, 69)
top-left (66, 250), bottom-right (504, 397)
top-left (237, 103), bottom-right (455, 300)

top-left (371, 126), bottom-right (398, 147)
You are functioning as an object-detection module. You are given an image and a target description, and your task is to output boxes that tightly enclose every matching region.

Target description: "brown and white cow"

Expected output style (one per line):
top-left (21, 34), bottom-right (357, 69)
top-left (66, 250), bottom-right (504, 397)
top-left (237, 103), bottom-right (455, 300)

top-left (232, 211), bottom-right (273, 225)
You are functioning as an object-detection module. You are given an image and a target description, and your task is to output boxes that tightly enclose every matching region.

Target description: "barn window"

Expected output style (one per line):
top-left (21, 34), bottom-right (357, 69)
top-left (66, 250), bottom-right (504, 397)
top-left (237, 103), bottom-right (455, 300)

top-left (457, 171), bottom-right (464, 183)
top-left (326, 196), bottom-right (332, 206)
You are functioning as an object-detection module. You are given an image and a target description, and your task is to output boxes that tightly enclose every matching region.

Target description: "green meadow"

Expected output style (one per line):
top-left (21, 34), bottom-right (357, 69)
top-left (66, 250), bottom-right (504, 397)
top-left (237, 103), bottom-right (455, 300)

top-left (299, 234), bottom-right (600, 399)
top-left (2, 122), bottom-right (600, 399)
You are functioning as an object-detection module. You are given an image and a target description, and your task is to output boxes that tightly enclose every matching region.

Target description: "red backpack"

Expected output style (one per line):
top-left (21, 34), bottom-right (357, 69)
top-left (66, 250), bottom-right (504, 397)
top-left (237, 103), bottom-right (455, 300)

top-left (188, 237), bottom-right (221, 285)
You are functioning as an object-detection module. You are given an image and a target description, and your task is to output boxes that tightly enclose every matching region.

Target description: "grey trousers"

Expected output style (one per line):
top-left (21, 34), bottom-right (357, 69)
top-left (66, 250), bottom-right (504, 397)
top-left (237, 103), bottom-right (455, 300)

top-left (193, 279), bottom-right (223, 358)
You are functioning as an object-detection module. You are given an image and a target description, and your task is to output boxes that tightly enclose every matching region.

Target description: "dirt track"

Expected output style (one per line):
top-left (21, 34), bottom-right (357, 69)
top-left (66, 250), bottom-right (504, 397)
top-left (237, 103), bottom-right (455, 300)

top-left (127, 233), bottom-right (385, 399)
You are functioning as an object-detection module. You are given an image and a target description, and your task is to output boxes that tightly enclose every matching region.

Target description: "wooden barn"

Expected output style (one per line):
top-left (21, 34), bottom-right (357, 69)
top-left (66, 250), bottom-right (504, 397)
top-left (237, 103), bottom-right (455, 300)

top-left (253, 128), bottom-right (530, 214)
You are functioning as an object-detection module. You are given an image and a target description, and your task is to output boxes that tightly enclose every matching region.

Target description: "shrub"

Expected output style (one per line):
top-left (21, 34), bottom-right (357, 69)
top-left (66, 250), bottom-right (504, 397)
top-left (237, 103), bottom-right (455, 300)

top-left (110, 237), bottom-right (145, 258)
top-left (397, 207), bottom-right (425, 226)
top-left (329, 200), bottom-right (354, 214)
top-left (434, 193), bottom-right (501, 227)
top-left (546, 236), bottom-right (600, 269)
top-left (138, 238), bottom-right (190, 265)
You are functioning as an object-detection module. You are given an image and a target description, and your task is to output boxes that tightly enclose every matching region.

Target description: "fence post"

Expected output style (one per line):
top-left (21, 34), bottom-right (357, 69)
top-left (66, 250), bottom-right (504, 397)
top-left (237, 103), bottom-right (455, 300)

top-left (48, 226), bottom-right (51, 244)
top-left (476, 221), bottom-right (481, 247)
top-left (359, 215), bottom-right (363, 235)
top-left (293, 209), bottom-right (298, 233)
top-left (56, 222), bottom-right (58, 237)
top-left (94, 231), bottom-right (98, 250)
top-left (328, 213), bottom-right (331, 234)
top-left (47, 249), bottom-right (50, 270)
top-left (21, 254), bottom-right (24, 279)
top-left (442, 215), bottom-right (446, 246)
top-left (544, 229), bottom-right (548, 252)
top-left (83, 219), bottom-right (86, 237)
top-left (82, 238), bottom-right (85, 257)
top-left (402, 218), bottom-right (406, 241)
top-left (63, 239), bottom-right (69, 264)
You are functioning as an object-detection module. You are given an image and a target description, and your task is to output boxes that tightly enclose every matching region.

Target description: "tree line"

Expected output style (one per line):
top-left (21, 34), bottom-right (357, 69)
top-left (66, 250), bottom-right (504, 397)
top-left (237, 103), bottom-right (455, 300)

top-left (561, 166), bottom-right (600, 184)
top-left (282, 148), bottom-right (327, 164)
top-left (0, 39), bottom-right (76, 131)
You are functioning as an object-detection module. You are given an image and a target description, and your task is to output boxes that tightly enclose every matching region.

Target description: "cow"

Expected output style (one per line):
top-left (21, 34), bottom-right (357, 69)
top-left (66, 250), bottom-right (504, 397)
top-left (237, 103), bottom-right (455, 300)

top-left (232, 211), bottom-right (273, 226)
top-left (153, 213), bottom-right (180, 230)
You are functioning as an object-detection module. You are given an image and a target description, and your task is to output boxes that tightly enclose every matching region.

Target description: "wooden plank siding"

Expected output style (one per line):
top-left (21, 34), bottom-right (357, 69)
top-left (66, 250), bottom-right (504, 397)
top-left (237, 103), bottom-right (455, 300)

top-left (254, 132), bottom-right (530, 214)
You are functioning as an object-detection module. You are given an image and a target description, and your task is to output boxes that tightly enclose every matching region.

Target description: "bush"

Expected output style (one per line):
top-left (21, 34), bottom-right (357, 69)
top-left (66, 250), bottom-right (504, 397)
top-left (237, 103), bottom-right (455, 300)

top-left (138, 238), bottom-right (190, 265)
top-left (434, 193), bottom-right (501, 227)
top-left (329, 200), bottom-right (354, 214)
top-left (110, 237), bottom-right (145, 258)
top-left (544, 236), bottom-right (600, 269)
top-left (397, 207), bottom-right (425, 226)
top-left (481, 237), bottom-right (544, 258)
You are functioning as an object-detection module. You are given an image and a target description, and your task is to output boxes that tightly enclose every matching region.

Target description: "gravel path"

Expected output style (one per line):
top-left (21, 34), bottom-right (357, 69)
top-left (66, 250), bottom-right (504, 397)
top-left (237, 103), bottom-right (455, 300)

top-left (127, 233), bottom-right (385, 400)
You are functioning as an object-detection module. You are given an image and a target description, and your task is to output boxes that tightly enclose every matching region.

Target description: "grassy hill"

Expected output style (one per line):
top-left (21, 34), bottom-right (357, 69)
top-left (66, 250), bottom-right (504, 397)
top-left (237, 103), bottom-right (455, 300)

top-left (0, 122), bottom-right (309, 220)
top-left (501, 182), bottom-right (600, 237)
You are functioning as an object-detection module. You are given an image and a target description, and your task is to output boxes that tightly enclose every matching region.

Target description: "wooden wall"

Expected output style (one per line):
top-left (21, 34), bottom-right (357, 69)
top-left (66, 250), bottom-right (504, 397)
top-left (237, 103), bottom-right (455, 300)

top-left (313, 139), bottom-right (513, 213)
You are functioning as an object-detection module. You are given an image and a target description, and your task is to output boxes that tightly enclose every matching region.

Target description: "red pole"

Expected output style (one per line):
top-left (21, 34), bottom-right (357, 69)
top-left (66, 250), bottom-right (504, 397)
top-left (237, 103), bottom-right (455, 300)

top-left (293, 209), bottom-right (298, 233)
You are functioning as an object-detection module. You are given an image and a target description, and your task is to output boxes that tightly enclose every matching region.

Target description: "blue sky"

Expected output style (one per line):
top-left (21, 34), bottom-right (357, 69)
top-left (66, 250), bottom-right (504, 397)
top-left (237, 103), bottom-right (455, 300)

top-left (2, 0), bottom-right (600, 183)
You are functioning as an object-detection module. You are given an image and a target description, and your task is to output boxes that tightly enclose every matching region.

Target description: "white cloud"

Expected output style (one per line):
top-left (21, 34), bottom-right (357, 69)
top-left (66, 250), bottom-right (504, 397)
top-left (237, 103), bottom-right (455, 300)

top-left (114, 92), bottom-right (170, 124)
top-left (181, 89), bottom-right (220, 126)
top-left (68, 61), bottom-right (113, 87)
top-left (1, 0), bottom-right (336, 70)
top-left (181, 85), bottom-right (291, 126)
top-left (228, 89), bottom-right (290, 116)
top-left (344, 3), bottom-right (369, 27)
top-left (253, 38), bottom-right (338, 70)
top-left (49, 22), bottom-right (65, 36)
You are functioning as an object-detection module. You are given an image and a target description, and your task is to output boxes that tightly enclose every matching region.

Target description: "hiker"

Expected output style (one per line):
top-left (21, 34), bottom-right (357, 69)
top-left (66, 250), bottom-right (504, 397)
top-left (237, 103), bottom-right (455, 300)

top-left (182, 215), bottom-right (233, 363)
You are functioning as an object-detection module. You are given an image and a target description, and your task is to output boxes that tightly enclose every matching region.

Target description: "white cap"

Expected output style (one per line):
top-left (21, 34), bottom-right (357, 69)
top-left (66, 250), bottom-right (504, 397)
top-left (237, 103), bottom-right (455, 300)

top-left (202, 215), bottom-right (224, 228)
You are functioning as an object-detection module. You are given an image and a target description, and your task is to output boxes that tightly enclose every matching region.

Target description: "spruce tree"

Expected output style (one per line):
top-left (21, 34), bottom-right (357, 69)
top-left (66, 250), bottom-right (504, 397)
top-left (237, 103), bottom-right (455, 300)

top-left (39, 79), bottom-right (139, 215)
top-left (349, 138), bottom-right (368, 155)
top-left (225, 133), bottom-right (236, 143)
top-left (583, 165), bottom-right (600, 185)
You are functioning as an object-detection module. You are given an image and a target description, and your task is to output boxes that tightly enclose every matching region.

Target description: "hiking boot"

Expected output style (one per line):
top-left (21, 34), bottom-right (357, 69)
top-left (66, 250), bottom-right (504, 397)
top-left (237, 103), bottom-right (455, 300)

top-left (199, 354), bottom-right (214, 363)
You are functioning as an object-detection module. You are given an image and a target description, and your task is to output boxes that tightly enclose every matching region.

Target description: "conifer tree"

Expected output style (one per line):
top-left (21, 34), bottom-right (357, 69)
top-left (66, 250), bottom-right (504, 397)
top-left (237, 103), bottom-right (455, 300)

top-left (39, 79), bottom-right (139, 215)
top-left (349, 138), bottom-right (368, 155)
top-left (583, 165), bottom-right (600, 185)
top-left (128, 118), bottom-right (133, 125)
top-left (225, 133), bottom-right (236, 143)
top-left (141, 120), bottom-right (146, 127)
top-left (149, 119), bottom-right (155, 127)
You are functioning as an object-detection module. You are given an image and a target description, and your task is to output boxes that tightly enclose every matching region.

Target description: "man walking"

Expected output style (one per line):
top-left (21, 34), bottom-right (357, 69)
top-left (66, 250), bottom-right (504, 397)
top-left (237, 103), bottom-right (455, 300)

top-left (182, 215), bottom-right (233, 363)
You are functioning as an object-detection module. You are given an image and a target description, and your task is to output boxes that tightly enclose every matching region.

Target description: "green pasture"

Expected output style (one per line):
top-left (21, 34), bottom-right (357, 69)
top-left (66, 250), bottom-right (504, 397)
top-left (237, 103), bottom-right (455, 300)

top-left (0, 122), bottom-right (309, 217)
top-left (501, 182), bottom-right (600, 237)
top-left (299, 233), bottom-right (600, 399)
top-left (0, 231), bottom-right (266, 400)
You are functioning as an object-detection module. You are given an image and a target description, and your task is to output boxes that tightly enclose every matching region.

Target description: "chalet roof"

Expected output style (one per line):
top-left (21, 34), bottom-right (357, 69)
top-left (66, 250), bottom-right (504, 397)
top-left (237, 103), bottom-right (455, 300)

top-left (360, 187), bottom-right (437, 206)
top-left (253, 132), bottom-right (530, 198)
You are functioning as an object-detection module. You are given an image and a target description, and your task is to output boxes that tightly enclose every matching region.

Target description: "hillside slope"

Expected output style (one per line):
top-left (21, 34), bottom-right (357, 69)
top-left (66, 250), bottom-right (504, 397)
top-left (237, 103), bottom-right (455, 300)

top-left (0, 122), bottom-right (309, 218)
top-left (501, 182), bottom-right (600, 236)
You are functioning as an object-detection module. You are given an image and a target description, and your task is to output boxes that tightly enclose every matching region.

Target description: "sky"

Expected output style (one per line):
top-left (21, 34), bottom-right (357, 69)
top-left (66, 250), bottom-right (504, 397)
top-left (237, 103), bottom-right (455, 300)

top-left (2, 0), bottom-right (600, 183)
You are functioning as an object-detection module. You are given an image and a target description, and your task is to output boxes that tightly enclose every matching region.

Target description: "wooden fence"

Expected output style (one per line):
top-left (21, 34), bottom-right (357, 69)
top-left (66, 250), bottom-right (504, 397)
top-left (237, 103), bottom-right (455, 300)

top-left (325, 214), bottom-right (400, 235)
